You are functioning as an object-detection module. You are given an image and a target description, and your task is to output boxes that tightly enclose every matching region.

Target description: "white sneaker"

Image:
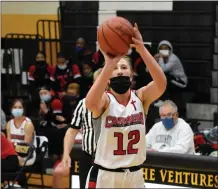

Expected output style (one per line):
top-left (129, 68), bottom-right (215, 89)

top-left (154, 100), bottom-right (164, 107)
top-left (4, 183), bottom-right (22, 188)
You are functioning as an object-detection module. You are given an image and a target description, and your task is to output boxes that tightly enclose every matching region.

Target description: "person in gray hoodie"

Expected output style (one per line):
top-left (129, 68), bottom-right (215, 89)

top-left (154, 40), bottom-right (188, 109)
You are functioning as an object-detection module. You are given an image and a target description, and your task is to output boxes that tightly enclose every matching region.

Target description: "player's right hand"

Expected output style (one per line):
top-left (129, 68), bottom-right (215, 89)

top-left (62, 154), bottom-right (71, 168)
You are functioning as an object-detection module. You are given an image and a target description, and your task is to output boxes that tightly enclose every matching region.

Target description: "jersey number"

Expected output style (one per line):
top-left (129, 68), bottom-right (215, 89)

top-left (114, 130), bottom-right (140, 155)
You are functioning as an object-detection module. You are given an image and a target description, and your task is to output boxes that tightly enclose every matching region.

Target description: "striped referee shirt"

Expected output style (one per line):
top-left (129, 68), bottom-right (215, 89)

top-left (70, 98), bottom-right (96, 155)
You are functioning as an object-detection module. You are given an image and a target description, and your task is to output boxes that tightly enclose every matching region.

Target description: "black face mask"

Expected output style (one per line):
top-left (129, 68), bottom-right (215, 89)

top-left (36, 60), bottom-right (46, 67)
top-left (109, 76), bottom-right (131, 94)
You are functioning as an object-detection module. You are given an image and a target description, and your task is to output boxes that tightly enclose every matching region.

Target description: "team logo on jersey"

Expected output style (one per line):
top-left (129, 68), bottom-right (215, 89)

top-left (105, 112), bottom-right (144, 128)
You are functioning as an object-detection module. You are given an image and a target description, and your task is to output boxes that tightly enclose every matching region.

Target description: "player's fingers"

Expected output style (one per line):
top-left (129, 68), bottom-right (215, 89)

top-left (130, 44), bottom-right (136, 48)
top-left (132, 37), bottom-right (141, 44)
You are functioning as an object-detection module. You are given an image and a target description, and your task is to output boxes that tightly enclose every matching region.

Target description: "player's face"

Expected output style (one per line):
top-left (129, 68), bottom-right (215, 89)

top-left (111, 58), bottom-right (132, 79)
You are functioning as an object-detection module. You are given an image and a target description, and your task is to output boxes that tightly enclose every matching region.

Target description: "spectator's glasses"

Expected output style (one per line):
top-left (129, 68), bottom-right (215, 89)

top-left (159, 112), bottom-right (177, 119)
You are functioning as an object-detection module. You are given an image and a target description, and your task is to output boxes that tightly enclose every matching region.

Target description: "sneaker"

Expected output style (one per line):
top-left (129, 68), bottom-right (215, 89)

top-left (4, 183), bottom-right (22, 188)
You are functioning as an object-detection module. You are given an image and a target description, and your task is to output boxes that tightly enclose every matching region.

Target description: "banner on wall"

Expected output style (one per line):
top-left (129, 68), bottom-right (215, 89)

top-left (71, 160), bottom-right (218, 189)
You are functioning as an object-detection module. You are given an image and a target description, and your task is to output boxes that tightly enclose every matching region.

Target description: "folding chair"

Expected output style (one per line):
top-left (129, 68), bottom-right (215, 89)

top-left (26, 135), bottom-right (48, 189)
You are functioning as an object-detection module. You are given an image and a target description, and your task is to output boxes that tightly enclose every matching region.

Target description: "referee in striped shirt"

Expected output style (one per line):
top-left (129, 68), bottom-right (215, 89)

top-left (52, 68), bottom-right (102, 189)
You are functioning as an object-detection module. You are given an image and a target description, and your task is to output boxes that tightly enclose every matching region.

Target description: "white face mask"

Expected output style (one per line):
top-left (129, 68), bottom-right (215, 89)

top-left (58, 64), bottom-right (67, 70)
top-left (159, 50), bottom-right (169, 56)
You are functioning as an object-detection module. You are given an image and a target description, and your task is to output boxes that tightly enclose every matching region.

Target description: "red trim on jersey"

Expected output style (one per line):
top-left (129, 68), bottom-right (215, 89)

top-left (88, 181), bottom-right (96, 189)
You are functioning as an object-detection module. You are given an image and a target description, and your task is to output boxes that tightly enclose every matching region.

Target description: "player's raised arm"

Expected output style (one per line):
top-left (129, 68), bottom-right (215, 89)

top-left (132, 23), bottom-right (167, 107)
top-left (85, 53), bottom-right (122, 115)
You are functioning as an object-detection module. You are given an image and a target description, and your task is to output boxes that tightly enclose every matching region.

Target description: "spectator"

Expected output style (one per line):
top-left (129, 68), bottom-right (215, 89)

top-left (6, 99), bottom-right (36, 166)
top-left (28, 51), bottom-right (55, 116)
top-left (28, 51), bottom-right (55, 87)
top-left (38, 86), bottom-right (68, 161)
top-left (154, 40), bottom-right (188, 108)
top-left (62, 82), bottom-right (80, 124)
top-left (1, 109), bottom-right (7, 131)
top-left (52, 52), bottom-right (81, 97)
top-left (146, 100), bottom-right (195, 154)
top-left (78, 61), bottom-right (94, 98)
top-left (1, 132), bottom-right (21, 188)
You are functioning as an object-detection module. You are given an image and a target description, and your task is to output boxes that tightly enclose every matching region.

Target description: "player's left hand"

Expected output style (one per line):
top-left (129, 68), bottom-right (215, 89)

top-left (130, 23), bottom-right (144, 54)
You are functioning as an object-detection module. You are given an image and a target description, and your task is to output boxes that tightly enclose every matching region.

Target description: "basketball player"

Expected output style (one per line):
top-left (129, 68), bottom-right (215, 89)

top-left (85, 23), bottom-right (167, 188)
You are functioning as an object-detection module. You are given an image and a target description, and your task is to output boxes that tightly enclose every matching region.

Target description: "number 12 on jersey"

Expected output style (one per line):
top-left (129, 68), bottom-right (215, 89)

top-left (114, 130), bottom-right (140, 155)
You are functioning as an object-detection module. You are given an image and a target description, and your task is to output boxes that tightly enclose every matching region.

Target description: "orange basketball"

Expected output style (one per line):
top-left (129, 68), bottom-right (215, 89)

top-left (97, 16), bottom-right (135, 56)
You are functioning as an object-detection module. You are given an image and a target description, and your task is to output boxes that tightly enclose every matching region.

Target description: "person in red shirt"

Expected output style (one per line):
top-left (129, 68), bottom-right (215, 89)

top-left (1, 132), bottom-right (20, 187)
top-left (52, 53), bottom-right (81, 96)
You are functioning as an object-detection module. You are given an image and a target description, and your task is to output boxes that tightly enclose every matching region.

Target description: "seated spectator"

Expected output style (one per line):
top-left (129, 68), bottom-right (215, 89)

top-left (28, 51), bottom-right (55, 116)
top-left (154, 40), bottom-right (188, 107)
top-left (75, 37), bottom-right (93, 65)
top-left (146, 100), bottom-right (195, 154)
top-left (1, 109), bottom-right (7, 131)
top-left (1, 132), bottom-right (21, 188)
top-left (38, 86), bottom-right (68, 161)
top-left (78, 61), bottom-right (94, 98)
top-left (52, 52), bottom-right (81, 97)
top-left (28, 51), bottom-right (55, 87)
top-left (6, 99), bottom-right (36, 166)
top-left (62, 82), bottom-right (80, 124)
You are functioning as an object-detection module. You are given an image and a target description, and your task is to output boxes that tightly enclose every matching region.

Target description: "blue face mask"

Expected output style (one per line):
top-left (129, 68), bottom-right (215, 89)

top-left (76, 46), bottom-right (84, 52)
top-left (40, 94), bottom-right (51, 102)
top-left (12, 109), bottom-right (23, 118)
top-left (161, 118), bottom-right (174, 130)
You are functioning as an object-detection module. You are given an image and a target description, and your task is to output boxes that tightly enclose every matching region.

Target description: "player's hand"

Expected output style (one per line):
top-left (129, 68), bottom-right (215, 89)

top-left (130, 23), bottom-right (144, 54)
top-left (62, 154), bottom-right (71, 168)
top-left (100, 48), bottom-right (123, 67)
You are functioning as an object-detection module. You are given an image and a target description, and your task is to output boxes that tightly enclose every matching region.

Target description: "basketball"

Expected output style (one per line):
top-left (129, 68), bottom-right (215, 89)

top-left (97, 16), bottom-right (135, 56)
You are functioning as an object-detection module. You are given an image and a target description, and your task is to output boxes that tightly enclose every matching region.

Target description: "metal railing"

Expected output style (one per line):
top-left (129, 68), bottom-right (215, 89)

top-left (36, 19), bottom-right (61, 65)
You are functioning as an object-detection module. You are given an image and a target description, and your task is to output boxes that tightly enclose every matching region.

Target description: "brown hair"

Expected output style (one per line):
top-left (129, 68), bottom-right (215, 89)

top-left (67, 83), bottom-right (80, 93)
top-left (11, 98), bottom-right (25, 115)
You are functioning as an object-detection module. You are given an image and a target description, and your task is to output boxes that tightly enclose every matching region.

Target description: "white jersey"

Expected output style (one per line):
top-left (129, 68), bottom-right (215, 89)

top-left (94, 91), bottom-right (146, 169)
top-left (9, 117), bottom-right (36, 165)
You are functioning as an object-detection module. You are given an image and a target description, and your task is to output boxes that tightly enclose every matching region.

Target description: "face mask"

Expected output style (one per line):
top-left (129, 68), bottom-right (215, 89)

top-left (110, 76), bottom-right (131, 94)
top-left (36, 60), bottom-right (46, 67)
top-left (58, 64), bottom-right (67, 70)
top-left (76, 46), bottom-right (84, 52)
top-left (159, 50), bottom-right (169, 56)
top-left (161, 118), bottom-right (174, 130)
top-left (63, 95), bottom-right (78, 102)
top-left (12, 109), bottom-right (23, 118)
top-left (40, 94), bottom-right (51, 102)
